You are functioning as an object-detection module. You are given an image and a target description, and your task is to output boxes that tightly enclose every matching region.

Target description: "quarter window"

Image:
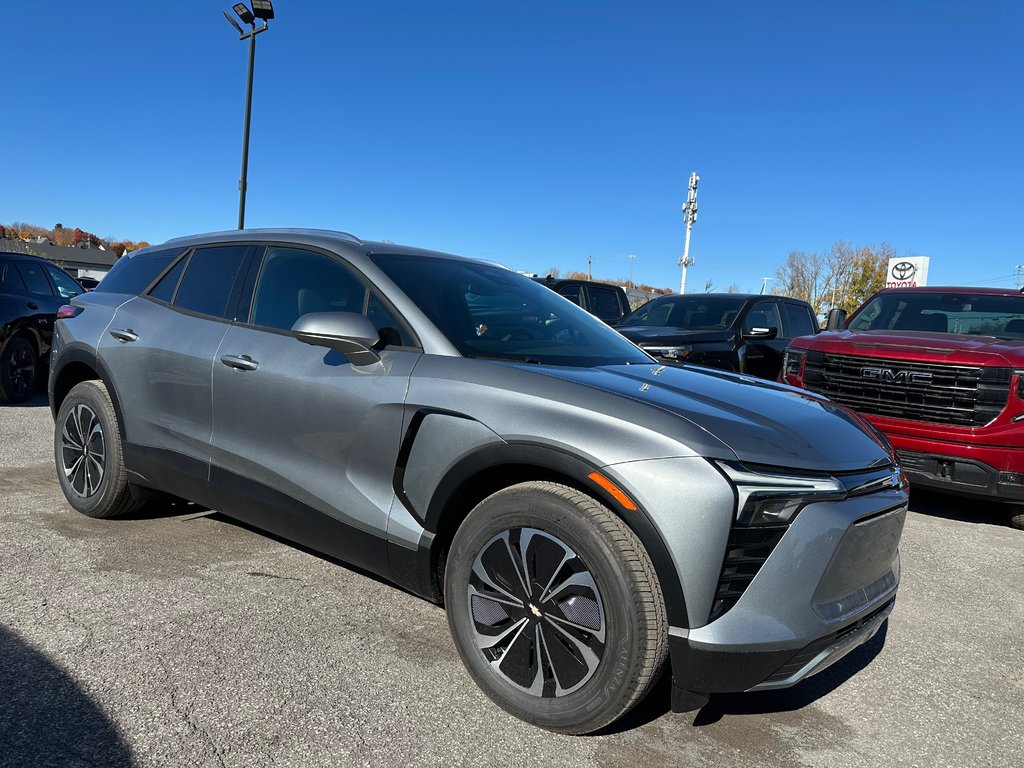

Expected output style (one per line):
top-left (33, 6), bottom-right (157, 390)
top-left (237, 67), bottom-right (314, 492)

top-left (173, 246), bottom-right (250, 319)
top-left (95, 248), bottom-right (184, 295)
top-left (1, 263), bottom-right (27, 292)
top-left (148, 256), bottom-right (188, 303)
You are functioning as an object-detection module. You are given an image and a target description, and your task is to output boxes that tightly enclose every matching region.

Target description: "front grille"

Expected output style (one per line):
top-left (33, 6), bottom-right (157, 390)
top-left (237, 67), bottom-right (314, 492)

top-left (708, 525), bottom-right (787, 621)
top-left (803, 351), bottom-right (1011, 427)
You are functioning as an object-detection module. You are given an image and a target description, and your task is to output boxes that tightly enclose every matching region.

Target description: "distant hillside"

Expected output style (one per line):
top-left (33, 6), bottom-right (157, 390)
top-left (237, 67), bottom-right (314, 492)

top-left (0, 221), bottom-right (150, 257)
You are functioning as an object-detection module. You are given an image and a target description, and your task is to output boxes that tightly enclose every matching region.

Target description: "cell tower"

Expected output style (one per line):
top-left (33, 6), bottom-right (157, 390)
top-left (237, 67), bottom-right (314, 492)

top-left (678, 172), bottom-right (699, 294)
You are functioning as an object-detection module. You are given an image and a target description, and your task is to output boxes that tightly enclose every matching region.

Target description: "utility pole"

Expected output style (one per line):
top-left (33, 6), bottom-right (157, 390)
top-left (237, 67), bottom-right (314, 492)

top-left (587, 254), bottom-right (592, 280)
top-left (1016, 265), bottom-right (1023, 290)
top-left (760, 277), bottom-right (773, 295)
top-left (627, 254), bottom-right (636, 287)
top-left (678, 172), bottom-right (699, 294)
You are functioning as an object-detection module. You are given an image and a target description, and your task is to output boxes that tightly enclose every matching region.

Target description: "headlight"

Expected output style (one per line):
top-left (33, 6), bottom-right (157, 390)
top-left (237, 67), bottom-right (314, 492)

top-left (715, 461), bottom-right (844, 526)
top-left (782, 348), bottom-right (806, 379)
top-left (642, 345), bottom-right (692, 360)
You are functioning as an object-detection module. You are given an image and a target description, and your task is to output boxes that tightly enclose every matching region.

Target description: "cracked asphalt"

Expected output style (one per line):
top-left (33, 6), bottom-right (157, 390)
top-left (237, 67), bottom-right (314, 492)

top-left (2, 394), bottom-right (1022, 767)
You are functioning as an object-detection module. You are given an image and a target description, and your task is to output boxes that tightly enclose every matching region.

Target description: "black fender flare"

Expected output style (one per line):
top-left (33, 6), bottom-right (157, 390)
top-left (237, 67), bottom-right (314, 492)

top-left (420, 439), bottom-right (690, 629)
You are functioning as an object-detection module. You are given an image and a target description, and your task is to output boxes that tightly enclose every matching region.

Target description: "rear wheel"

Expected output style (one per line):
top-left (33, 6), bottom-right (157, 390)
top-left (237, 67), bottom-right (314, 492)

top-left (0, 337), bottom-right (38, 404)
top-left (444, 481), bottom-right (667, 734)
top-left (54, 381), bottom-right (141, 518)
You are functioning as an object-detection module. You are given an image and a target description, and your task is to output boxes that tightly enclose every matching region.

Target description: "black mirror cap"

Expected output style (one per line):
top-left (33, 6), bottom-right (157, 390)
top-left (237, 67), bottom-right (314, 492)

top-left (291, 312), bottom-right (381, 366)
top-left (825, 307), bottom-right (848, 331)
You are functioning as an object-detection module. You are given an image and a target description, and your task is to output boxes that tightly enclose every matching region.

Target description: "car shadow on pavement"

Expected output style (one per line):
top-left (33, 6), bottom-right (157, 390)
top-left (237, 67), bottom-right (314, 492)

top-left (599, 621), bottom-right (889, 733)
top-left (1, 391), bottom-right (50, 408)
top-left (909, 489), bottom-right (1010, 527)
top-left (0, 625), bottom-right (135, 767)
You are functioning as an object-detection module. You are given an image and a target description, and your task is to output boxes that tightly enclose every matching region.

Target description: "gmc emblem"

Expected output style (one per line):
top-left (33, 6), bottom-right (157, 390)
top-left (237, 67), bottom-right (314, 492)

top-left (860, 367), bottom-right (933, 385)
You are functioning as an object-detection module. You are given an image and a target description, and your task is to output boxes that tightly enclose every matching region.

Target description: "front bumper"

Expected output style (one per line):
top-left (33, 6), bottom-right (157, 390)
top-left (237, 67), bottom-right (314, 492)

top-left (897, 449), bottom-right (1024, 502)
top-left (668, 488), bottom-right (906, 697)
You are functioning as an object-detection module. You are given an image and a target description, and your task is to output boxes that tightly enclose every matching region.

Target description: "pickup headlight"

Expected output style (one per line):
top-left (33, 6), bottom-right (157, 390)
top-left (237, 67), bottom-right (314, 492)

top-left (782, 348), bottom-right (806, 381)
top-left (715, 461), bottom-right (845, 526)
top-left (642, 345), bottom-right (692, 360)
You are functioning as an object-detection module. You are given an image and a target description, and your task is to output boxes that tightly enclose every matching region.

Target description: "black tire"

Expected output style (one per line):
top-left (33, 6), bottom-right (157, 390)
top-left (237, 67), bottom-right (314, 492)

top-left (54, 381), bottom-right (141, 519)
top-left (0, 336), bottom-right (38, 404)
top-left (1009, 506), bottom-right (1024, 531)
top-left (444, 481), bottom-right (667, 734)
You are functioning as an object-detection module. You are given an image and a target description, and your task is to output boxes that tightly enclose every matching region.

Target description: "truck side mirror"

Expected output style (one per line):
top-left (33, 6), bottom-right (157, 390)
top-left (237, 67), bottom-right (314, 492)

top-left (825, 308), bottom-right (847, 331)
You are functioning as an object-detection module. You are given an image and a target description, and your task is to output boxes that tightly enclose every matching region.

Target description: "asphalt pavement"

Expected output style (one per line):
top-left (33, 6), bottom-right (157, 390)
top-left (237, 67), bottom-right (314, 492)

top-left (1, 394), bottom-right (1022, 768)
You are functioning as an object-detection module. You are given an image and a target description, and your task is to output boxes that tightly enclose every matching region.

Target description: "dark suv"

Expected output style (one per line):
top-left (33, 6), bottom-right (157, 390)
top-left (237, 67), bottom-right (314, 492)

top-left (50, 229), bottom-right (906, 734)
top-left (616, 293), bottom-right (819, 379)
top-left (0, 252), bottom-right (83, 403)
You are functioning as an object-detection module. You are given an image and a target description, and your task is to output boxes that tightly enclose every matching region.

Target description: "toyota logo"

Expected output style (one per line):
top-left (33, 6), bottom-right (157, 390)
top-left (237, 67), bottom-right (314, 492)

top-left (891, 261), bottom-right (916, 281)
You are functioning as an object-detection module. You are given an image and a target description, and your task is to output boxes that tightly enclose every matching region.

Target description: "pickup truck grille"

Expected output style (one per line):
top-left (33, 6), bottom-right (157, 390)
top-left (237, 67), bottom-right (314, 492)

top-left (802, 351), bottom-right (1011, 427)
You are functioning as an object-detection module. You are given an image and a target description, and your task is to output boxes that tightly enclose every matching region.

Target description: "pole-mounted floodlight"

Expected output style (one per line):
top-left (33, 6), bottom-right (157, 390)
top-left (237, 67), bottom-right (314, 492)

top-left (232, 3), bottom-right (256, 25)
top-left (223, 2), bottom-right (274, 230)
top-left (251, 0), bottom-right (275, 20)
top-left (222, 10), bottom-right (244, 35)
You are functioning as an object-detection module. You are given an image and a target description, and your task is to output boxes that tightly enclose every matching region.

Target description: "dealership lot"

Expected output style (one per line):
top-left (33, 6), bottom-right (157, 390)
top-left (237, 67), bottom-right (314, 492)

top-left (1, 395), bottom-right (1022, 768)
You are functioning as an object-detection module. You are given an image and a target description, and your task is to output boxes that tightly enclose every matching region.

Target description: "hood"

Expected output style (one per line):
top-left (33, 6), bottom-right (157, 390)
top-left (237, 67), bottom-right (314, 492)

top-left (521, 362), bottom-right (892, 473)
top-left (616, 326), bottom-right (734, 345)
top-left (797, 329), bottom-right (1024, 366)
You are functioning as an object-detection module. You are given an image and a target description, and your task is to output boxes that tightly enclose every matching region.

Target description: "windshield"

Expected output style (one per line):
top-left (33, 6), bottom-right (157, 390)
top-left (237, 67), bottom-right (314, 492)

top-left (848, 292), bottom-right (1024, 339)
top-left (370, 254), bottom-right (652, 366)
top-left (618, 295), bottom-right (746, 330)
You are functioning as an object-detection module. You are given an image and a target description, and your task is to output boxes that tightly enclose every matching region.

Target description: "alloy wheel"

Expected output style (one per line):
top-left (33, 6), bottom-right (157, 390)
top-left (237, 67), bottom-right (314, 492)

top-left (61, 404), bottom-right (106, 498)
top-left (7, 344), bottom-right (35, 399)
top-left (467, 527), bottom-right (606, 697)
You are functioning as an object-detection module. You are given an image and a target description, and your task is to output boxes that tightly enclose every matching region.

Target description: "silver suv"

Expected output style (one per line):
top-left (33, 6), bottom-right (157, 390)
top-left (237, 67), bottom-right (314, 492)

top-left (49, 229), bottom-right (907, 734)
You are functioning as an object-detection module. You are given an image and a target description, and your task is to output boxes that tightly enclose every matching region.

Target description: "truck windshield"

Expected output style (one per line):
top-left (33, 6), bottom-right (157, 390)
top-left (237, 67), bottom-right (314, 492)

top-left (369, 254), bottom-right (652, 366)
top-left (848, 292), bottom-right (1024, 339)
top-left (618, 295), bottom-right (746, 330)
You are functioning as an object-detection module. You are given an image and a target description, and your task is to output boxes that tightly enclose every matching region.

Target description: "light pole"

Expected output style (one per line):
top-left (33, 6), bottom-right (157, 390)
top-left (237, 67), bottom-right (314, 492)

top-left (223, 1), bottom-right (275, 230)
top-left (627, 254), bottom-right (636, 287)
top-left (759, 277), bottom-right (773, 295)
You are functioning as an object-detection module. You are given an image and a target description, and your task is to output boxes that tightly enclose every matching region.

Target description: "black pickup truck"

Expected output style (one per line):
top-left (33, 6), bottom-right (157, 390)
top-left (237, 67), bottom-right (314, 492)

top-left (616, 292), bottom-right (819, 380)
top-left (532, 277), bottom-right (631, 325)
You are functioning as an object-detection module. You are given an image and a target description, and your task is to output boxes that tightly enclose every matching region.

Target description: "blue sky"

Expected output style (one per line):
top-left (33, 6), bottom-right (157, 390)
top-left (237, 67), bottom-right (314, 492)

top-left (3, 1), bottom-right (1022, 292)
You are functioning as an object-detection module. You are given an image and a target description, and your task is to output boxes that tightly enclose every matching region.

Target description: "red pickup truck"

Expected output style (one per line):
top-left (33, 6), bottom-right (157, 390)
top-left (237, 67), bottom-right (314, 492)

top-left (782, 286), bottom-right (1024, 529)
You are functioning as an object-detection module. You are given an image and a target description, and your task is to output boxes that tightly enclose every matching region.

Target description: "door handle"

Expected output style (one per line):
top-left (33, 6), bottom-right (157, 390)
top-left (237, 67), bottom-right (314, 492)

top-left (27, 302), bottom-right (38, 310)
top-left (109, 328), bottom-right (139, 343)
top-left (220, 354), bottom-right (259, 372)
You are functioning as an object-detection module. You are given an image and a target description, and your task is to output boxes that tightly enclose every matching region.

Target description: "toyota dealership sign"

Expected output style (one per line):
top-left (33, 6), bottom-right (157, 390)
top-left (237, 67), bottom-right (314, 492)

top-left (886, 256), bottom-right (930, 288)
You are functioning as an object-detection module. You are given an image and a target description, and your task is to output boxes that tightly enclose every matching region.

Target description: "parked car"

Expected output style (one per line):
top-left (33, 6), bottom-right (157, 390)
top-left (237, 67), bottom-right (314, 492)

top-left (532, 276), bottom-right (630, 324)
top-left (616, 292), bottom-right (819, 380)
top-left (0, 252), bottom-right (83, 403)
top-left (50, 229), bottom-right (906, 733)
top-left (783, 286), bottom-right (1024, 530)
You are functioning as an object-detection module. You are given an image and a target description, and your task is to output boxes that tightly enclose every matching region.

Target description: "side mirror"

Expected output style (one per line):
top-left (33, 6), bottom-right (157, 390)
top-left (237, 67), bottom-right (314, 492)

top-left (291, 312), bottom-right (381, 366)
top-left (743, 326), bottom-right (778, 340)
top-left (825, 308), bottom-right (847, 331)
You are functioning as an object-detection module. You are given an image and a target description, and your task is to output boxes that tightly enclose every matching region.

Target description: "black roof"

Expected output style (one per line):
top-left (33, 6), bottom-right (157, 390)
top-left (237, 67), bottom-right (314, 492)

top-left (0, 240), bottom-right (118, 270)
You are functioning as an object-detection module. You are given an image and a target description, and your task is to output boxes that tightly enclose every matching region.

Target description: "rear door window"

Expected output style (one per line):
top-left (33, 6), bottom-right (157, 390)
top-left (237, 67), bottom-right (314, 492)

top-left (173, 245), bottom-right (250, 320)
top-left (784, 303), bottom-right (817, 338)
top-left (557, 285), bottom-right (584, 306)
top-left (15, 262), bottom-right (54, 296)
top-left (588, 286), bottom-right (624, 321)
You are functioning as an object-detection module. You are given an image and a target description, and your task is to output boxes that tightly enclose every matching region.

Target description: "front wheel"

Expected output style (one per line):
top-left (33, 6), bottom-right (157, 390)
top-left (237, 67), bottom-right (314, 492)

top-left (444, 481), bottom-right (667, 734)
